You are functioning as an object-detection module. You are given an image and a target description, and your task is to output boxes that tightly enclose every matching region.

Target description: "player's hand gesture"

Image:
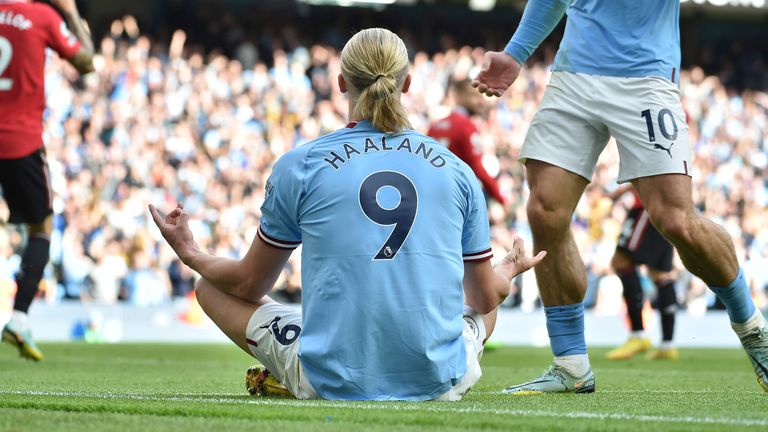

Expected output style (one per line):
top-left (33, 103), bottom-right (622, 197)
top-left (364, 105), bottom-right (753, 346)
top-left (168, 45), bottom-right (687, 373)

top-left (472, 51), bottom-right (522, 97)
top-left (148, 203), bottom-right (201, 265)
top-left (494, 236), bottom-right (546, 281)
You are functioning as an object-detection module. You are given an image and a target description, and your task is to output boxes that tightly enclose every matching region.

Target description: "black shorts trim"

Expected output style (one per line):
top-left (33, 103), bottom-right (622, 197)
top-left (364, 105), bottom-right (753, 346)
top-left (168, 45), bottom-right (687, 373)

top-left (617, 208), bottom-right (674, 272)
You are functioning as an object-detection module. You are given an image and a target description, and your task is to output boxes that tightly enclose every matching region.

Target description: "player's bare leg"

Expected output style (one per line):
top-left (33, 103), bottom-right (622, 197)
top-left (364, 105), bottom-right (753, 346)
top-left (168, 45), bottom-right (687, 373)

top-left (481, 308), bottom-right (498, 345)
top-left (503, 160), bottom-right (595, 394)
top-left (2, 216), bottom-right (52, 362)
top-left (634, 174), bottom-right (767, 391)
top-left (524, 160), bottom-right (589, 306)
top-left (194, 279), bottom-right (294, 397)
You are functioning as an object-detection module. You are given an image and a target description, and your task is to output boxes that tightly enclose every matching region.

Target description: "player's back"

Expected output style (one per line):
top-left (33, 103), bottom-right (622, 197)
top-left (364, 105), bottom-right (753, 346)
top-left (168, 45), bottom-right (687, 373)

top-left (428, 111), bottom-right (474, 158)
top-left (554, 0), bottom-right (680, 82)
top-left (0, 1), bottom-right (79, 158)
top-left (260, 120), bottom-right (490, 400)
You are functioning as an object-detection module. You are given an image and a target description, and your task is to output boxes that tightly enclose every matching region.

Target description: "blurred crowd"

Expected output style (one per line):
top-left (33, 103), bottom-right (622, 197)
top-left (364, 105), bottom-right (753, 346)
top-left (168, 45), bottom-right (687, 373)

top-left (0, 17), bottom-right (766, 316)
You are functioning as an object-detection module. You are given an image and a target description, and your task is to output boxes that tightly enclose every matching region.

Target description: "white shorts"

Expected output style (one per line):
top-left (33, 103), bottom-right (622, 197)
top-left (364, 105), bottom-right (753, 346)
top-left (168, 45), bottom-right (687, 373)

top-left (519, 71), bottom-right (692, 183)
top-left (245, 303), bottom-right (486, 401)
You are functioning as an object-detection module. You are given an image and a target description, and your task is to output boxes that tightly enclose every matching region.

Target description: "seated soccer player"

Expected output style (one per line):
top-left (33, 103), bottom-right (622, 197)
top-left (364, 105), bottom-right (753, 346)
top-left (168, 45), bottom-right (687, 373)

top-left (149, 28), bottom-right (545, 401)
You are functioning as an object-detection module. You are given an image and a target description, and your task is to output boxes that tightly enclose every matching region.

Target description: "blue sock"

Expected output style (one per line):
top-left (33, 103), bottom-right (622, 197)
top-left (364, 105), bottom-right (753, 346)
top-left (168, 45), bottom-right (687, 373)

top-left (545, 303), bottom-right (587, 356)
top-left (709, 267), bottom-right (755, 324)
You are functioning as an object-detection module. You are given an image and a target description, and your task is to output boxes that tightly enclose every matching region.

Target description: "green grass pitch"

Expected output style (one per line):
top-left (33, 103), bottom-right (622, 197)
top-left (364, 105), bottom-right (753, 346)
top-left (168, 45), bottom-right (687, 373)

top-left (1, 343), bottom-right (766, 431)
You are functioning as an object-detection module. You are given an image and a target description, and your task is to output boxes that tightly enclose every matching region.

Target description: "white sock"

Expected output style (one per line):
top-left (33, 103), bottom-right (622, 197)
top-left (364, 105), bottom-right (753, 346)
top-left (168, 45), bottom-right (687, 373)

top-left (732, 309), bottom-right (766, 340)
top-left (659, 341), bottom-right (674, 351)
top-left (554, 354), bottom-right (591, 377)
top-left (11, 310), bottom-right (28, 331)
top-left (630, 330), bottom-right (646, 339)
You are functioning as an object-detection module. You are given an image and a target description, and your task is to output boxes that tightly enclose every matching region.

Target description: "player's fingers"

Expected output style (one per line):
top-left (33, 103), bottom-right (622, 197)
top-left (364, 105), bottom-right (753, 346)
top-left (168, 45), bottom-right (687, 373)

top-left (148, 205), bottom-right (166, 230)
top-left (529, 251), bottom-right (547, 266)
top-left (165, 208), bottom-right (182, 224)
top-left (179, 211), bottom-right (190, 226)
top-left (177, 202), bottom-right (184, 210)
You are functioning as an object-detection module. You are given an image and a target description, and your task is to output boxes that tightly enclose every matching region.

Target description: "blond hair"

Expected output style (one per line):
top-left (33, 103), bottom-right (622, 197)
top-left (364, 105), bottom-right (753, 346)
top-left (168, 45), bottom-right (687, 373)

top-left (341, 28), bottom-right (411, 134)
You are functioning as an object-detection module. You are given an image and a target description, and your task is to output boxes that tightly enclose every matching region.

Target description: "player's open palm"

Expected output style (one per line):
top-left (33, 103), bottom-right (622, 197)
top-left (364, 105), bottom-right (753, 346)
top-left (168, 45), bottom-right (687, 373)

top-left (148, 203), bottom-right (200, 263)
top-left (494, 236), bottom-right (546, 281)
top-left (472, 51), bottom-right (522, 97)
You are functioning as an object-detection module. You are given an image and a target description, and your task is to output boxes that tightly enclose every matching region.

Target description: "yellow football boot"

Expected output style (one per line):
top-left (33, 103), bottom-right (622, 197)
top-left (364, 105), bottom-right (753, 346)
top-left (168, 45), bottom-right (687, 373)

top-left (245, 365), bottom-right (295, 398)
top-left (606, 337), bottom-right (652, 360)
top-left (645, 347), bottom-right (679, 360)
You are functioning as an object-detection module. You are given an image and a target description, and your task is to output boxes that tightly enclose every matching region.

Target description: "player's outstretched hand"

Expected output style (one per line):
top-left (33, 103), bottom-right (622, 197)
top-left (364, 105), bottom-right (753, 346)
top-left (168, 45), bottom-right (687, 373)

top-left (493, 236), bottom-right (546, 281)
top-left (148, 203), bottom-right (201, 264)
top-left (472, 51), bottom-right (522, 97)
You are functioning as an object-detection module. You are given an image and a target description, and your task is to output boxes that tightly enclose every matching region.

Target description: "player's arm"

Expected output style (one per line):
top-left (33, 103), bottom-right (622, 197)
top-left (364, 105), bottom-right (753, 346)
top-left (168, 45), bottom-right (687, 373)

top-left (50, 0), bottom-right (94, 74)
top-left (149, 204), bottom-right (291, 301)
top-left (464, 237), bottom-right (545, 314)
top-left (503, 0), bottom-right (569, 65)
top-left (473, 0), bottom-right (568, 97)
top-left (459, 131), bottom-right (506, 205)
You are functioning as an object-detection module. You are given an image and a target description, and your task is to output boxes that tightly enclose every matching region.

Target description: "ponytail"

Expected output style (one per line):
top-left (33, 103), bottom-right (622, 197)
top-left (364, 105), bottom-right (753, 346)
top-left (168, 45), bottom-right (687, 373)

top-left (341, 28), bottom-right (412, 134)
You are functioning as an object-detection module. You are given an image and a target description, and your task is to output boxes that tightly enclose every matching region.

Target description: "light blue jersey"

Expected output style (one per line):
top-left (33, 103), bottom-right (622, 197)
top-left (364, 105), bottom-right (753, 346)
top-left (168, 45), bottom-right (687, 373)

top-left (505, 0), bottom-right (681, 82)
top-left (258, 120), bottom-right (492, 400)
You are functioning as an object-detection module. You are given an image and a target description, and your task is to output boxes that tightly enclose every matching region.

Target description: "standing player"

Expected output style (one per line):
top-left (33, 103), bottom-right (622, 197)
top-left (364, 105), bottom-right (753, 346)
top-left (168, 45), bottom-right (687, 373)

top-left (428, 79), bottom-right (506, 206)
top-left (0, 0), bottom-right (93, 361)
top-left (150, 28), bottom-right (544, 401)
top-left (473, 0), bottom-right (768, 393)
top-left (606, 184), bottom-right (679, 361)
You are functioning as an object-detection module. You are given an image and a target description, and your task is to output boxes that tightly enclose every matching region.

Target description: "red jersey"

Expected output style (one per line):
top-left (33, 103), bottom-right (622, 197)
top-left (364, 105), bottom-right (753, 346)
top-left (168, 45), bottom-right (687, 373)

top-left (428, 111), bottom-right (506, 205)
top-left (0, 0), bottom-right (80, 159)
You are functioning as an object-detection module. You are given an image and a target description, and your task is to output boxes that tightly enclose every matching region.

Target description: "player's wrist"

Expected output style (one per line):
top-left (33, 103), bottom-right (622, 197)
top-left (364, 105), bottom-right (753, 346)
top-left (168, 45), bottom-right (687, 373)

top-left (492, 261), bottom-right (515, 283)
top-left (178, 243), bottom-right (204, 271)
top-left (502, 43), bottom-right (527, 66)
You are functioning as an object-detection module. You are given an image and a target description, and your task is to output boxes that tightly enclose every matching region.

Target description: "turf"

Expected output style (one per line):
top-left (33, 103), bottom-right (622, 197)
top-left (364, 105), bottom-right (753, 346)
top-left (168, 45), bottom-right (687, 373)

top-left (0, 344), bottom-right (766, 431)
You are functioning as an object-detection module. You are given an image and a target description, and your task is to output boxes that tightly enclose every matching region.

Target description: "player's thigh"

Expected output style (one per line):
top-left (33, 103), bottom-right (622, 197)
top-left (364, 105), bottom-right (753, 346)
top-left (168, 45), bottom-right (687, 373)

top-left (194, 279), bottom-right (272, 353)
top-left (0, 149), bottom-right (53, 225)
top-left (611, 247), bottom-right (635, 271)
top-left (520, 72), bottom-right (611, 183)
top-left (604, 77), bottom-right (692, 183)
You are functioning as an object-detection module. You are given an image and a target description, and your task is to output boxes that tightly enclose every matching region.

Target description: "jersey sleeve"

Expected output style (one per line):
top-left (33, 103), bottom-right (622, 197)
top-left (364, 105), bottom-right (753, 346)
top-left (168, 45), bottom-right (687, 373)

top-left (504, 0), bottom-right (569, 64)
top-left (40, 5), bottom-right (81, 60)
top-left (257, 151), bottom-right (306, 250)
top-left (459, 164), bottom-right (493, 262)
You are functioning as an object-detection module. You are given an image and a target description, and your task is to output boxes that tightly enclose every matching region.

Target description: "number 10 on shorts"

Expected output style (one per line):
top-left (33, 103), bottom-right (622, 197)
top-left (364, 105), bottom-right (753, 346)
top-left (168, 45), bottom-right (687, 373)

top-left (641, 108), bottom-right (678, 143)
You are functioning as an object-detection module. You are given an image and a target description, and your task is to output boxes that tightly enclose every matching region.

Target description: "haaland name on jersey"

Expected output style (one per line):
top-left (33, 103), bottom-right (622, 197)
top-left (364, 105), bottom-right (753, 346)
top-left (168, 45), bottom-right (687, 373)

top-left (322, 136), bottom-right (447, 170)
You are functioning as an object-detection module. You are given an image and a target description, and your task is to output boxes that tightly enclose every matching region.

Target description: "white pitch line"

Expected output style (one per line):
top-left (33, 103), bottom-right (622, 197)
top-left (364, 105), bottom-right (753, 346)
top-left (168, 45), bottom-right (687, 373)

top-left (1, 390), bottom-right (767, 428)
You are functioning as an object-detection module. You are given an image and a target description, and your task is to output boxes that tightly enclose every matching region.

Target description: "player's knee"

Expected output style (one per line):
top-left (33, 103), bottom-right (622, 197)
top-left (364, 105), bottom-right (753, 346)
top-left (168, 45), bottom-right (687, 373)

top-left (648, 209), bottom-right (691, 245)
top-left (194, 279), bottom-right (212, 306)
top-left (526, 196), bottom-right (571, 236)
top-left (611, 251), bottom-right (633, 273)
